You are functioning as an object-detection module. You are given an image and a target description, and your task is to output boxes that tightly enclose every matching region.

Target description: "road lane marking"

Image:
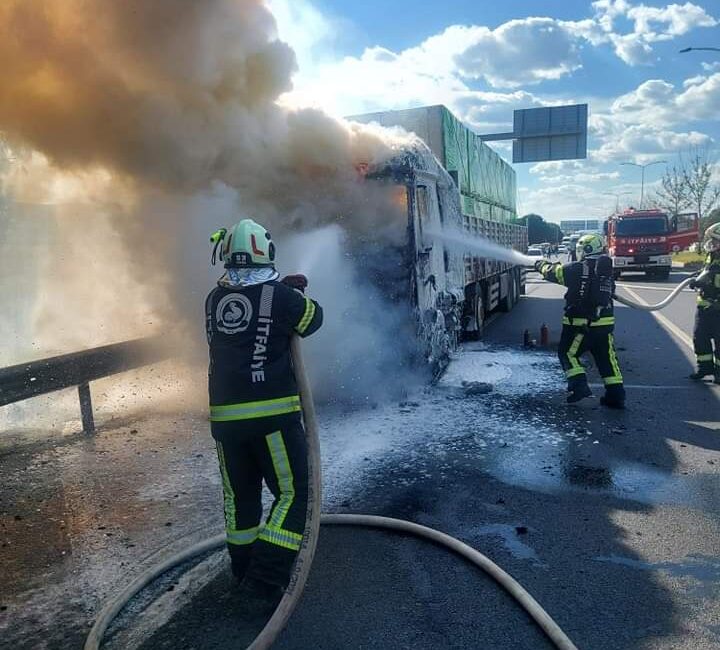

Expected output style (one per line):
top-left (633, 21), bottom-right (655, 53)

top-left (620, 285), bottom-right (694, 351)
top-left (590, 382), bottom-right (703, 390)
top-left (687, 421), bottom-right (720, 431)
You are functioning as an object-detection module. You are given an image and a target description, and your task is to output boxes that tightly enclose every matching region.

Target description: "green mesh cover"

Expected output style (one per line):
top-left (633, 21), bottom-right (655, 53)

top-left (441, 108), bottom-right (517, 223)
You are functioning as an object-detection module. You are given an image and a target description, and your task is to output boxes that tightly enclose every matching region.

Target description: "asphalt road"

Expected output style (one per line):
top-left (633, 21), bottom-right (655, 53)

top-left (2, 271), bottom-right (719, 650)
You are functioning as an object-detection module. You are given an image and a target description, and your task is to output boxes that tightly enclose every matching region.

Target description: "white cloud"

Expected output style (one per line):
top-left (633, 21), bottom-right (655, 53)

top-left (702, 61), bottom-right (720, 72)
top-left (592, 120), bottom-right (711, 163)
top-left (610, 73), bottom-right (720, 126)
top-left (453, 18), bottom-right (582, 88)
top-left (586, 0), bottom-right (718, 65)
top-left (626, 2), bottom-right (717, 37)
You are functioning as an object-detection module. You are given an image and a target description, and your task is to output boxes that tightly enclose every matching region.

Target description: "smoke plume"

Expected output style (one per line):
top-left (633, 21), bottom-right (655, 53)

top-left (0, 0), bottom-right (421, 403)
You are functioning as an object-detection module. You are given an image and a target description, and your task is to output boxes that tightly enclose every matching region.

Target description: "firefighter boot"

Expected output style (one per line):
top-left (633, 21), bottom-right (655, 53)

top-left (234, 576), bottom-right (283, 620)
top-left (689, 365), bottom-right (714, 380)
top-left (567, 377), bottom-right (592, 403)
top-left (600, 384), bottom-right (626, 409)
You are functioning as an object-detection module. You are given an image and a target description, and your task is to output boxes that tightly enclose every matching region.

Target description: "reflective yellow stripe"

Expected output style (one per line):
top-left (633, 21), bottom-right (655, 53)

top-left (258, 525), bottom-right (302, 551)
top-left (697, 354), bottom-right (714, 362)
top-left (210, 396), bottom-right (301, 421)
top-left (606, 334), bottom-right (623, 385)
top-left (211, 396), bottom-right (301, 412)
top-left (227, 527), bottom-right (261, 546)
top-left (591, 317), bottom-right (615, 327)
top-left (566, 333), bottom-right (586, 378)
top-left (266, 432), bottom-right (295, 530)
top-left (216, 441), bottom-right (237, 534)
top-left (563, 317), bottom-right (589, 326)
top-left (556, 264), bottom-right (565, 286)
top-left (604, 376), bottom-right (624, 386)
top-left (296, 297), bottom-right (316, 334)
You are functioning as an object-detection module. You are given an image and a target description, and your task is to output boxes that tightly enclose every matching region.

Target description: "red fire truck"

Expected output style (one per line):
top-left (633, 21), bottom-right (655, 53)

top-left (604, 208), bottom-right (699, 280)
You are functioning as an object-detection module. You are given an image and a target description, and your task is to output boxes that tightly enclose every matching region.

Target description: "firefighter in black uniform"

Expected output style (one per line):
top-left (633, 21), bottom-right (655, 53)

top-left (205, 219), bottom-right (323, 612)
top-left (689, 222), bottom-right (720, 383)
top-left (535, 233), bottom-right (626, 408)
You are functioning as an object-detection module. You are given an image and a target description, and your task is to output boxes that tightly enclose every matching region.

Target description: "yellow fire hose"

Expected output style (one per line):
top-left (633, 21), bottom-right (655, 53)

top-left (85, 337), bottom-right (579, 650)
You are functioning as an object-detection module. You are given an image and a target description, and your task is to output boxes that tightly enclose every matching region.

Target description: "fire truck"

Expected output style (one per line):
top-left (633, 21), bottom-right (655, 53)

top-left (604, 208), bottom-right (699, 280)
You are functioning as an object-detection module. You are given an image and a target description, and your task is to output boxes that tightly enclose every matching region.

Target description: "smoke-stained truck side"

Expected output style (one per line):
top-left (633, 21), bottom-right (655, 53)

top-left (352, 105), bottom-right (527, 373)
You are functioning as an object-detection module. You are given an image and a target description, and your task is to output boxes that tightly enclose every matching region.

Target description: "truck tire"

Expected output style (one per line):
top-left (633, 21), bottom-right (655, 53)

top-left (500, 272), bottom-right (518, 312)
top-left (463, 284), bottom-right (485, 341)
top-left (646, 268), bottom-right (670, 281)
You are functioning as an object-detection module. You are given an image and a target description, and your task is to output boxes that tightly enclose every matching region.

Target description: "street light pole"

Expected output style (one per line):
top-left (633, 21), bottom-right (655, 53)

top-left (602, 191), bottom-right (633, 213)
top-left (679, 47), bottom-right (720, 53)
top-left (620, 161), bottom-right (667, 208)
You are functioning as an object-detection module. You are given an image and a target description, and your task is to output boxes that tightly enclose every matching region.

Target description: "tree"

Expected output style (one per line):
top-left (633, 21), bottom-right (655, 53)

top-left (653, 164), bottom-right (691, 216)
top-left (682, 149), bottom-right (720, 224)
top-left (514, 213), bottom-right (563, 244)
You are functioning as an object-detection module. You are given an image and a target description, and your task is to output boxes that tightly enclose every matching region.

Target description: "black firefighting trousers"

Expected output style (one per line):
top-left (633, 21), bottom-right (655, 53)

top-left (558, 324), bottom-right (624, 394)
top-left (693, 306), bottom-right (720, 373)
top-left (211, 415), bottom-right (308, 588)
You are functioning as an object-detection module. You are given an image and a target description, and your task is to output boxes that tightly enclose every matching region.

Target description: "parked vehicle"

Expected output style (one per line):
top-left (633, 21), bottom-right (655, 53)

top-left (604, 208), bottom-right (699, 280)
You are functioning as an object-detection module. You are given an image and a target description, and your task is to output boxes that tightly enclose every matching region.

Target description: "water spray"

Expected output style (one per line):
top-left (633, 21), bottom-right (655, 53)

top-left (428, 227), bottom-right (697, 311)
top-left (427, 227), bottom-right (537, 268)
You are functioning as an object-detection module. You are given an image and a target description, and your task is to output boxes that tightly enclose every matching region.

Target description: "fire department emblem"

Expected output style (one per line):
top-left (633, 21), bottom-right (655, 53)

top-left (217, 294), bottom-right (253, 334)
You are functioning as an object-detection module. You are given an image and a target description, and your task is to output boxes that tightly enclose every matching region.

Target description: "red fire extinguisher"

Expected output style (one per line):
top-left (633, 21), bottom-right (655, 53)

top-left (540, 323), bottom-right (549, 347)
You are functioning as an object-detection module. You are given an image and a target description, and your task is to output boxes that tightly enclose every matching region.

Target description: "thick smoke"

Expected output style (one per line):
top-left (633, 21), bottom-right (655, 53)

top-left (0, 0), bottom-right (422, 403)
top-left (0, 0), bottom-right (404, 214)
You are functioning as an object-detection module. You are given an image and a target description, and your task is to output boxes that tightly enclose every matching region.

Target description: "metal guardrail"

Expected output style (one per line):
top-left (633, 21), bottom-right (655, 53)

top-left (0, 337), bottom-right (169, 433)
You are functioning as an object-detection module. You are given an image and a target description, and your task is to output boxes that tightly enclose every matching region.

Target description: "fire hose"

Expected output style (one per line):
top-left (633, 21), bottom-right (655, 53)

top-left (85, 337), bottom-right (579, 650)
top-left (613, 276), bottom-right (696, 311)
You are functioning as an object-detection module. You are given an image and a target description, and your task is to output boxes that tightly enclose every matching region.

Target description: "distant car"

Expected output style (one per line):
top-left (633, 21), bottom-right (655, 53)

top-left (526, 247), bottom-right (544, 258)
top-left (557, 245), bottom-right (568, 253)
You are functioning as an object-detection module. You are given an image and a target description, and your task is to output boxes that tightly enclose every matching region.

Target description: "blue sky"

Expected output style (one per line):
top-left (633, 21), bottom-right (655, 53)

top-left (269, 0), bottom-right (720, 222)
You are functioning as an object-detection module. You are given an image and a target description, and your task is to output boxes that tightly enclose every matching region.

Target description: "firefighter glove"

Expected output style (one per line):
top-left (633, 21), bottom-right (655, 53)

top-left (281, 274), bottom-right (308, 292)
top-left (534, 260), bottom-right (545, 273)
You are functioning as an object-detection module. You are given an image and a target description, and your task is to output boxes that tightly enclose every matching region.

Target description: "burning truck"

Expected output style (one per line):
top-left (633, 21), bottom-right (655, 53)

top-left (350, 105), bottom-right (528, 375)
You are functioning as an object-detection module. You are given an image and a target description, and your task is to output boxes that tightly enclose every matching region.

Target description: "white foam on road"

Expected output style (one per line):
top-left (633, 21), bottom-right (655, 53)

top-left (320, 344), bottom-right (570, 509)
top-left (440, 343), bottom-right (563, 396)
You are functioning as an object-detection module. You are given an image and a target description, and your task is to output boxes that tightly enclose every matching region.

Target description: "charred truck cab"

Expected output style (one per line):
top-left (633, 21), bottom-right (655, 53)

top-left (352, 105), bottom-right (527, 375)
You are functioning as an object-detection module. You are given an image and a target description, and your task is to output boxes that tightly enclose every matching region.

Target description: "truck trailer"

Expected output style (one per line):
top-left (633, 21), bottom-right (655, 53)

top-left (351, 105), bottom-right (527, 373)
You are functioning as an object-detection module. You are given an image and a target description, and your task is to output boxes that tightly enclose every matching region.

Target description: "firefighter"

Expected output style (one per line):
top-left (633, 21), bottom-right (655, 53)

top-left (205, 219), bottom-right (323, 613)
top-left (535, 233), bottom-right (625, 408)
top-left (689, 222), bottom-right (720, 383)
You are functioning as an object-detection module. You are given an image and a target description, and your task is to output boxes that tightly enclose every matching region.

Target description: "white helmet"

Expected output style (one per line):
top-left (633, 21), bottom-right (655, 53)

top-left (703, 222), bottom-right (720, 253)
top-left (210, 219), bottom-right (276, 268)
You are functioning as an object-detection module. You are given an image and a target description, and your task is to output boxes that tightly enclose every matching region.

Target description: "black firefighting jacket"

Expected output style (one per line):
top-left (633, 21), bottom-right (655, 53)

top-left (697, 252), bottom-right (720, 310)
top-left (538, 256), bottom-right (615, 327)
top-left (205, 280), bottom-right (322, 421)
